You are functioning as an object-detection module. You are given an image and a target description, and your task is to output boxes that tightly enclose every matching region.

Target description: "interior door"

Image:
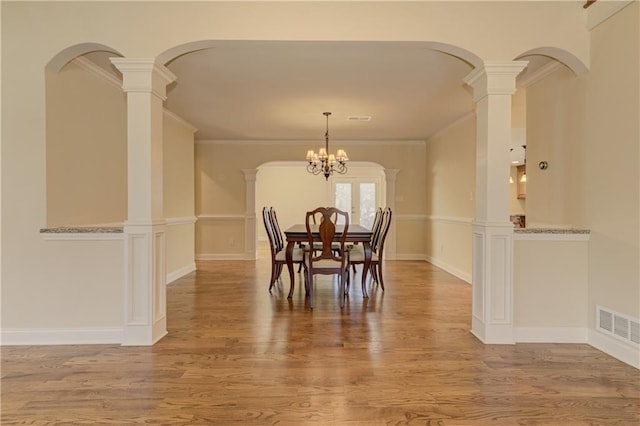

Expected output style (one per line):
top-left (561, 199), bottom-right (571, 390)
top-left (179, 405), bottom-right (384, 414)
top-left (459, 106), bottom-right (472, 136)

top-left (332, 178), bottom-right (381, 228)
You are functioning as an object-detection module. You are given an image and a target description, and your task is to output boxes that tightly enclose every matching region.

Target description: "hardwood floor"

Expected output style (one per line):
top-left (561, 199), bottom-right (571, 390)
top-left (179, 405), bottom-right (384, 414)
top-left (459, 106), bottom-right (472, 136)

top-left (2, 248), bottom-right (639, 425)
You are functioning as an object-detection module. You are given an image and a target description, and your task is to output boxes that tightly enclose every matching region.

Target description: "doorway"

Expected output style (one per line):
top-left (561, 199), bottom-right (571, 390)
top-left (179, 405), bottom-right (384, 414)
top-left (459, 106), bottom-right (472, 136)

top-left (332, 177), bottom-right (382, 228)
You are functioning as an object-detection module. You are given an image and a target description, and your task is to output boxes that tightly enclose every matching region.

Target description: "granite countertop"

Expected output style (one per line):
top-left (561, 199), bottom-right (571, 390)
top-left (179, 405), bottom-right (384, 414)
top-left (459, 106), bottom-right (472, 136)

top-left (40, 225), bottom-right (124, 234)
top-left (514, 228), bottom-right (590, 234)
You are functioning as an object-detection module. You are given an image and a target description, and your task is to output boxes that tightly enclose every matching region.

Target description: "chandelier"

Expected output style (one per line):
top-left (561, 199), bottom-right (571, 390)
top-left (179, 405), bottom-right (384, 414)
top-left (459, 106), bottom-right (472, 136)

top-left (305, 112), bottom-right (348, 180)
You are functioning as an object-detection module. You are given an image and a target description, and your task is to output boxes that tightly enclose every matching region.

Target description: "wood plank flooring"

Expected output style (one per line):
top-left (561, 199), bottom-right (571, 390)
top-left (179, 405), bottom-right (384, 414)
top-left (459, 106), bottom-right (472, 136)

top-left (2, 249), bottom-right (639, 424)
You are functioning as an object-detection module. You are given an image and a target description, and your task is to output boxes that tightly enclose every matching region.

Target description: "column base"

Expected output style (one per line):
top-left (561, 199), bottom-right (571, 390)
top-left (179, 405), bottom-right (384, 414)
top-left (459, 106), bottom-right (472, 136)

top-left (471, 221), bottom-right (515, 345)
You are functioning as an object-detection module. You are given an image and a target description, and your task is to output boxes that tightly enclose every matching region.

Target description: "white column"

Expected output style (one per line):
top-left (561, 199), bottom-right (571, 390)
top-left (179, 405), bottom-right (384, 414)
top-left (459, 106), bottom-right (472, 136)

top-left (243, 169), bottom-right (258, 260)
top-left (463, 61), bottom-right (528, 344)
top-left (383, 169), bottom-right (399, 260)
top-left (111, 58), bottom-right (177, 346)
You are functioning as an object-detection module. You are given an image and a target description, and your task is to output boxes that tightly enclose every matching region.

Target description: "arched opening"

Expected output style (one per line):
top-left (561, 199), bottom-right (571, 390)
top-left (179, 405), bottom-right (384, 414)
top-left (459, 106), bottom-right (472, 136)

top-left (45, 46), bottom-right (127, 227)
top-left (255, 161), bottom-right (386, 256)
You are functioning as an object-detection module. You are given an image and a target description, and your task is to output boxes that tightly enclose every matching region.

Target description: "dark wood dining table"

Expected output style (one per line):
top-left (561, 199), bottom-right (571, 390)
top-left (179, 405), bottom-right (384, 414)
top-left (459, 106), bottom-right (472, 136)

top-left (283, 223), bottom-right (374, 299)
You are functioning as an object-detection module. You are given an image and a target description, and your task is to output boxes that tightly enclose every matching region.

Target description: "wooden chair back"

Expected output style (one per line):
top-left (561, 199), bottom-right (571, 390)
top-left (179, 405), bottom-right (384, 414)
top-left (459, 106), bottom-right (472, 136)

top-left (305, 207), bottom-right (349, 268)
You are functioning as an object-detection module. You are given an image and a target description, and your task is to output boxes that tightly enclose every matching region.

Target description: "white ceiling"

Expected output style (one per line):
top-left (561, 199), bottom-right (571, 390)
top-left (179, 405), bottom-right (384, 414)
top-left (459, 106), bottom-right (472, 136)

top-left (91, 40), bottom-right (549, 158)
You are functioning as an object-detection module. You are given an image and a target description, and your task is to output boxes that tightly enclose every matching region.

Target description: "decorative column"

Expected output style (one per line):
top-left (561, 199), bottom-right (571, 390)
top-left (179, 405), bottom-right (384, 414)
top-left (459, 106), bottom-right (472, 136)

top-left (111, 58), bottom-right (177, 346)
top-left (243, 169), bottom-right (258, 260)
top-left (463, 61), bottom-right (528, 344)
top-left (383, 169), bottom-right (399, 260)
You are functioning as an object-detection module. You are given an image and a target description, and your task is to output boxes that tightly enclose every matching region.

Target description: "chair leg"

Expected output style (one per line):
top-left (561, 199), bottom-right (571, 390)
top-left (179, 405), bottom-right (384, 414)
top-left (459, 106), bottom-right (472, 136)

top-left (339, 272), bottom-right (345, 308)
top-left (308, 273), bottom-right (314, 309)
top-left (269, 264), bottom-right (277, 291)
top-left (377, 262), bottom-right (385, 291)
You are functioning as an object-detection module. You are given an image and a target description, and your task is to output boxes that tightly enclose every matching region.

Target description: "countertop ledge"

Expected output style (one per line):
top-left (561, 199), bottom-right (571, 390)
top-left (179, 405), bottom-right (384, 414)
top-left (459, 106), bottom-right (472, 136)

top-left (514, 228), bottom-right (590, 234)
top-left (40, 226), bottom-right (124, 233)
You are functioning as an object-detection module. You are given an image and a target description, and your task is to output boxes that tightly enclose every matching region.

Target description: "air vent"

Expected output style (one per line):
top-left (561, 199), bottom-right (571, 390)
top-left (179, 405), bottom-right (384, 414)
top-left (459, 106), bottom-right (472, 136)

top-left (347, 116), bottom-right (371, 122)
top-left (597, 305), bottom-right (640, 347)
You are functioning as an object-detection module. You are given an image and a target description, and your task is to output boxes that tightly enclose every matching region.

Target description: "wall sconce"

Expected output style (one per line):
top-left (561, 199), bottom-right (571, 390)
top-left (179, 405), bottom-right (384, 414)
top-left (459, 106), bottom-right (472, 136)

top-left (538, 161), bottom-right (549, 170)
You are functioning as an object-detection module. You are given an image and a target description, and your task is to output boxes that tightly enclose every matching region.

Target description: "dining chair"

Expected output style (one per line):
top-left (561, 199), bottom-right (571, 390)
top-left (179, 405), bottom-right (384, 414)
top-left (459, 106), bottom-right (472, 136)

top-left (303, 207), bottom-right (351, 309)
top-left (262, 207), bottom-right (305, 292)
top-left (351, 207), bottom-right (383, 273)
top-left (349, 207), bottom-right (392, 291)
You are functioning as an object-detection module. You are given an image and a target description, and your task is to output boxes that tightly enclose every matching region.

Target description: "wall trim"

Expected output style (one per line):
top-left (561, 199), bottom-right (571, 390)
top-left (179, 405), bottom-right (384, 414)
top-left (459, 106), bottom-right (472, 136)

top-left (197, 214), bottom-right (247, 221)
top-left (425, 254), bottom-right (472, 284)
top-left (167, 262), bottom-right (196, 284)
top-left (587, 0), bottom-right (634, 31)
top-left (427, 215), bottom-right (473, 225)
top-left (518, 61), bottom-right (564, 88)
top-left (589, 329), bottom-right (640, 369)
top-left (166, 216), bottom-right (197, 226)
top-left (427, 111), bottom-right (475, 142)
top-left (514, 327), bottom-right (588, 343)
top-left (73, 56), bottom-right (122, 88)
top-left (196, 253), bottom-right (248, 261)
top-left (196, 139), bottom-right (426, 146)
top-left (163, 109), bottom-right (198, 133)
top-left (41, 232), bottom-right (124, 241)
top-left (514, 233), bottom-right (590, 242)
top-left (1, 327), bottom-right (123, 346)
top-left (396, 214), bottom-right (428, 222)
top-left (395, 254), bottom-right (428, 261)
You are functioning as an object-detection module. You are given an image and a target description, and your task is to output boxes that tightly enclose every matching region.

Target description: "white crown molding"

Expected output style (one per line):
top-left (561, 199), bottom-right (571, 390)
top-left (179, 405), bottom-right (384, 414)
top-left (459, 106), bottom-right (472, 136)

top-left (196, 139), bottom-right (426, 146)
top-left (427, 111), bottom-right (475, 142)
top-left (73, 57), bottom-right (193, 126)
top-left (587, 0), bottom-right (634, 31)
top-left (163, 110), bottom-right (198, 133)
top-left (73, 56), bottom-right (122, 89)
top-left (518, 61), bottom-right (564, 88)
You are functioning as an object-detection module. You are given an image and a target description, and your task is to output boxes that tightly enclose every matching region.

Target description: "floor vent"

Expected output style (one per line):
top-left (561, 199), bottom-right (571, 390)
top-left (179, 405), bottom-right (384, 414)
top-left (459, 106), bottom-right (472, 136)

top-left (597, 305), bottom-right (640, 347)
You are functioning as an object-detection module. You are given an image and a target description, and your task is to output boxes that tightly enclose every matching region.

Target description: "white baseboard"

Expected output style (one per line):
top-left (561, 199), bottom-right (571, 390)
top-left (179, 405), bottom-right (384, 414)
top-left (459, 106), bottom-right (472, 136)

top-left (167, 262), bottom-right (196, 284)
top-left (196, 253), bottom-right (247, 260)
top-left (514, 327), bottom-right (588, 343)
top-left (589, 329), bottom-right (640, 369)
top-left (1, 327), bottom-right (122, 345)
top-left (425, 255), bottom-right (472, 284)
top-left (395, 254), bottom-right (428, 261)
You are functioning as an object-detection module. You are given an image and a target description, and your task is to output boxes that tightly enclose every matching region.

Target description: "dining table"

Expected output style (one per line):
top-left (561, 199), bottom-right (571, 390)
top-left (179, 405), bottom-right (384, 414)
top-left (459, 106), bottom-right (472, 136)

top-left (283, 223), bottom-right (374, 299)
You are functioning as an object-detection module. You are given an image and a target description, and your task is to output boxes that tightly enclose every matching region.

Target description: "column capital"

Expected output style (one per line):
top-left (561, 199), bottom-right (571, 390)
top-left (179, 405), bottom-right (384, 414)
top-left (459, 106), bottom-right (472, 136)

top-left (110, 58), bottom-right (177, 100)
top-left (383, 168), bottom-right (399, 183)
top-left (463, 61), bottom-right (529, 102)
top-left (242, 169), bottom-right (258, 182)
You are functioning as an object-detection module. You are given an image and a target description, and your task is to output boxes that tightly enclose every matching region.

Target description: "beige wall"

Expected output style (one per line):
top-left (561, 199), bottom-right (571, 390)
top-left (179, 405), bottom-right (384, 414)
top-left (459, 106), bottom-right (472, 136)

top-left (526, 3), bottom-right (639, 331)
top-left (526, 64), bottom-right (586, 228)
top-left (585, 2), bottom-right (639, 325)
top-left (196, 141), bottom-right (426, 258)
top-left (255, 165), bottom-right (384, 243)
top-left (424, 114), bottom-right (476, 280)
top-left (3, 0), bottom-right (630, 351)
top-left (509, 166), bottom-right (526, 216)
top-left (45, 60), bottom-right (127, 227)
top-left (514, 239), bottom-right (588, 330)
top-left (163, 112), bottom-right (196, 280)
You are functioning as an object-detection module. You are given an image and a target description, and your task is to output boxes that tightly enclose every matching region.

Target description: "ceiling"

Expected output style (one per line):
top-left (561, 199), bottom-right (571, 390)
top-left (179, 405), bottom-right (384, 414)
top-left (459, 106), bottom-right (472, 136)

top-left (90, 40), bottom-right (550, 162)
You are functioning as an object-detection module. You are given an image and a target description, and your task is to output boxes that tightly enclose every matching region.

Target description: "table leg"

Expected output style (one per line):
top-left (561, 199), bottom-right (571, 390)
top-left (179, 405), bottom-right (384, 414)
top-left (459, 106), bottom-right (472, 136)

top-left (285, 240), bottom-right (295, 299)
top-left (361, 241), bottom-right (372, 298)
